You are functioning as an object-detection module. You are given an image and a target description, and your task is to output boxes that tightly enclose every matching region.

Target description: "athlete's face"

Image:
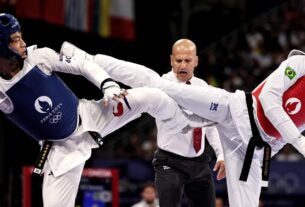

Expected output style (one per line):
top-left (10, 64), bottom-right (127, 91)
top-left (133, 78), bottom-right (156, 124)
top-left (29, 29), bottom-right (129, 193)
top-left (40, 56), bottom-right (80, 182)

top-left (9, 31), bottom-right (27, 59)
top-left (171, 46), bottom-right (198, 82)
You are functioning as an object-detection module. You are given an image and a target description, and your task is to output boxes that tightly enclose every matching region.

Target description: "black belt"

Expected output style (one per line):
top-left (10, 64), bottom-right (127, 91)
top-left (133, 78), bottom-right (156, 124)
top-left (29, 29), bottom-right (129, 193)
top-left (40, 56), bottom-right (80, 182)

top-left (33, 140), bottom-right (53, 176)
top-left (88, 131), bottom-right (105, 145)
top-left (32, 116), bottom-right (104, 176)
top-left (157, 148), bottom-right (211, 162)
top-left (239, 92), bottom-right (271, 189)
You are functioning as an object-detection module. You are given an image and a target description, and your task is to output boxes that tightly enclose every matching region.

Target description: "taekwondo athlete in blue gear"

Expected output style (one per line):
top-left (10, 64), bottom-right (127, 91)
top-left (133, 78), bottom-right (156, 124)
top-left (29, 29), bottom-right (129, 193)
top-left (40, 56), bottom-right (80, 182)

top-left (0, 13), bottom-right (207, 207)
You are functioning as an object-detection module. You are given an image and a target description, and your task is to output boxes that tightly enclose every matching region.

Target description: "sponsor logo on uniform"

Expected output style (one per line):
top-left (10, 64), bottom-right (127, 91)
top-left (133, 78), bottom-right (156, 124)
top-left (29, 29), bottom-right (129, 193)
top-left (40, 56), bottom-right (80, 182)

top-left (285, 67), bottom-right (296, 80)
top-left (64, 56), bottom-right (71, 63)
top-left (210, 102), bottom-right (219, 111)
top-left (49, 112), bottom-right (62, 123)
top-left (113, 102), bottom-right (124, 116)
top-left (285, 97), bottom-right (301, 115)
top-left (35, 96), bottom-right (52, 113)
top-left (34, 96), bottom-right (63, 124)
top-left (58, 54), bottom-right (71, 63)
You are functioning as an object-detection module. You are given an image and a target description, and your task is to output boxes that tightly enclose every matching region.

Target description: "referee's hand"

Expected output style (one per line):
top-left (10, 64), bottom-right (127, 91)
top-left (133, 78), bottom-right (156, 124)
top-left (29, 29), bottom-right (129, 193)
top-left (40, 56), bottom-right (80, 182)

top-left (213, 160), bottom-right (226, 180)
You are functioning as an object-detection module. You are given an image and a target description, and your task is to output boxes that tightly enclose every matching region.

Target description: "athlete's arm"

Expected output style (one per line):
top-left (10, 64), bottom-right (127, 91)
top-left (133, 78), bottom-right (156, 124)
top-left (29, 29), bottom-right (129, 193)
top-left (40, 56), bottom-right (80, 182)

top-left (33, 47), bottom-right (122, 105)
top-left (33, 47), bottom-right (116, 89)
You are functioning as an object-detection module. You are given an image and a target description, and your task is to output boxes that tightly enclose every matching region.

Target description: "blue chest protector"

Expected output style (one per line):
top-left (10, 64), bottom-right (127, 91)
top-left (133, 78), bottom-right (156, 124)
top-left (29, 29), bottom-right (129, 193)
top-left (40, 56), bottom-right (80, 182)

top-left (6, 66), bottom-right (79, 141)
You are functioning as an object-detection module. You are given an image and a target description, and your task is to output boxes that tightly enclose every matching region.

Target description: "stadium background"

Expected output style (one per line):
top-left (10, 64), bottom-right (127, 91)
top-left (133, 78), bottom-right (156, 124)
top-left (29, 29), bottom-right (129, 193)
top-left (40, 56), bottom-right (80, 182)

top-left (1, 0), bottom-right (305, 206)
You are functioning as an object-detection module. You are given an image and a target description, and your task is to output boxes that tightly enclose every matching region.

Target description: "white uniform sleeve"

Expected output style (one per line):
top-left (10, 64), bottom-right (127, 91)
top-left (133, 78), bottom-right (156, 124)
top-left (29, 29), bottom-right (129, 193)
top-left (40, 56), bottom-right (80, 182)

top-left (33, 47), bottom-right (112, 88)
top-left (259, 55), bottom-right (305, 143)
top-left (205, 126), bottom-right (224, 161)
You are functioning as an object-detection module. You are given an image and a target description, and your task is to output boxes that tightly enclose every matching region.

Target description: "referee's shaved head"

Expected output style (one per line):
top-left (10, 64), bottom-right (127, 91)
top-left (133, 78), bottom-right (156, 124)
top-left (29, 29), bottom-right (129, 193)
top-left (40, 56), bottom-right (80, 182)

top-left (172, 39), bottom-right (197, 55)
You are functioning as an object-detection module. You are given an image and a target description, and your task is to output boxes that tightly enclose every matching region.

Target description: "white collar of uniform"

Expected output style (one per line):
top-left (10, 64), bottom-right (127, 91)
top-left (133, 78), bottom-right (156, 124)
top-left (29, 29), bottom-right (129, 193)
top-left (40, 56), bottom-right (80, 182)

top-left (26, 45), bottom-right (38, 53)
top-left (24, 45), bottom-right (37, 64)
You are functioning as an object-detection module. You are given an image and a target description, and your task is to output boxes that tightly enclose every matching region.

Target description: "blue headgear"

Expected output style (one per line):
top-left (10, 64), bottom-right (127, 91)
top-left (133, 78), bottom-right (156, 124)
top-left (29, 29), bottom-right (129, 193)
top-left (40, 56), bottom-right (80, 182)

top-left (0, 13), bottom-right (23, 62)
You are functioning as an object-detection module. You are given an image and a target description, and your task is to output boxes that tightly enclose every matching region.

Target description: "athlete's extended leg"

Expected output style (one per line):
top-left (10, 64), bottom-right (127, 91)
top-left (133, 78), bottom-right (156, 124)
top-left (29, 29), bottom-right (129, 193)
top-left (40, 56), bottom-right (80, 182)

top-left (82, 87), bottom-right (205, 137)
top-left (94, 54), bottom-right (232, 123)
top-left (60, 42), bottom-right (231, 124)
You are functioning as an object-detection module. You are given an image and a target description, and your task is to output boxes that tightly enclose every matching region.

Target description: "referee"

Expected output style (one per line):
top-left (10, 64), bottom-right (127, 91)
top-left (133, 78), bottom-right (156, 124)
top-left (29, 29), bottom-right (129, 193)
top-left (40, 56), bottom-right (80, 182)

top-left (152, 39), bottom-right (225, 207)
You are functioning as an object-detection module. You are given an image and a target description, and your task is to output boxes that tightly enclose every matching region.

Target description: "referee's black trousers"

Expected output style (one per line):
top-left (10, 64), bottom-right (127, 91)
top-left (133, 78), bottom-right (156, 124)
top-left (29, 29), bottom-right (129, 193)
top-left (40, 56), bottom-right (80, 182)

top-left (153, 149), bottom-right (215, 207)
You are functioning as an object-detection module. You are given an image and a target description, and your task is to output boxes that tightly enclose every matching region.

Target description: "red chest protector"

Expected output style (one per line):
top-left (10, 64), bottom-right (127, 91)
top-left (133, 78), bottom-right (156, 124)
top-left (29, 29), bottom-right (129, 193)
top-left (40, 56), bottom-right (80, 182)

top-left (252, 77), bottom-right (305, 139)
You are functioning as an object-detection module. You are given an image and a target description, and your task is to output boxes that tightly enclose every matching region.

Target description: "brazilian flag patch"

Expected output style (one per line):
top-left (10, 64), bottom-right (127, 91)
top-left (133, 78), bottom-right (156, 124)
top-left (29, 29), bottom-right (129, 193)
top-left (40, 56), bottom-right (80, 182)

top-left (285, 67), bottom-right (296, 80)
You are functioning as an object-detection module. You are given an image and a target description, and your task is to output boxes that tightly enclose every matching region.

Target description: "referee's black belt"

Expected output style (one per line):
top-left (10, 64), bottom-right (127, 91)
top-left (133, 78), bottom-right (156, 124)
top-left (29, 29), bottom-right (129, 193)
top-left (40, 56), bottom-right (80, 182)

top-left (157, 148), bottom-right (211, 163)
top-left (239, 92), bottom-right (271, 189)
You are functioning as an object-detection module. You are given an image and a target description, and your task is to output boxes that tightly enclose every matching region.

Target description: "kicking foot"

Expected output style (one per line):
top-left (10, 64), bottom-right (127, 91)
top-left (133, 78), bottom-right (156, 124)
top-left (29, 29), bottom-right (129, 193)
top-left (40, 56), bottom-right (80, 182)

top-left (60, 41), bottom-right (94, 61)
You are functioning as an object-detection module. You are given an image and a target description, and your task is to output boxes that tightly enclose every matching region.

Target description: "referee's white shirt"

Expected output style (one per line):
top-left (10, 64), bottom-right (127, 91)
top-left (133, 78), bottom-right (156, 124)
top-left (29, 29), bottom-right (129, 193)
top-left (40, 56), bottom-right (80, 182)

top-left (155, 71), bottom-right (224, 160)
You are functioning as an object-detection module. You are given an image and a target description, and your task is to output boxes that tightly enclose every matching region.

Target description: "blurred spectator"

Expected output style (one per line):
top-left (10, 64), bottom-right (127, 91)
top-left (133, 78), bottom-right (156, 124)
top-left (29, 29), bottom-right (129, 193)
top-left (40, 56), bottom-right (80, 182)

top-left (215, 197), bottom-right (225, 207)
top-left (131, 183), bottom-right (159, 207)
top-left (203, 0), bottom-right (305, 94)
top-left (275, 145), bottom-right (304, 161)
